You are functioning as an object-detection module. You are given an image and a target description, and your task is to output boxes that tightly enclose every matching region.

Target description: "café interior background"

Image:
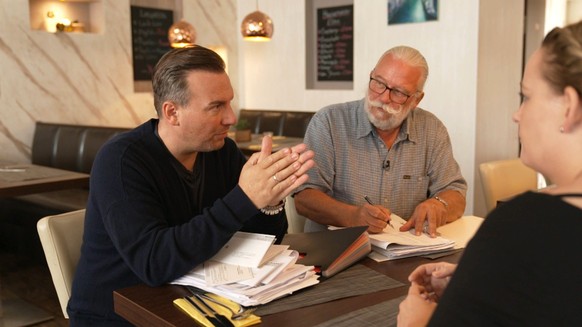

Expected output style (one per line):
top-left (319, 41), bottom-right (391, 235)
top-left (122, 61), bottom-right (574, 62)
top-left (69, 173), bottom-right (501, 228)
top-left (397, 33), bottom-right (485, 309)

top-left (1, 0), bottom-right (581, 217)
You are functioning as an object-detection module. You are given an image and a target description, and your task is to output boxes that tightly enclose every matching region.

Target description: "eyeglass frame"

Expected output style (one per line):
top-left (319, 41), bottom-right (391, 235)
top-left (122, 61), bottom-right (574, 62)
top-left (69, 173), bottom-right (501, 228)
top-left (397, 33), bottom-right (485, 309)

top-left (368, 76), bottom-right (417, 105)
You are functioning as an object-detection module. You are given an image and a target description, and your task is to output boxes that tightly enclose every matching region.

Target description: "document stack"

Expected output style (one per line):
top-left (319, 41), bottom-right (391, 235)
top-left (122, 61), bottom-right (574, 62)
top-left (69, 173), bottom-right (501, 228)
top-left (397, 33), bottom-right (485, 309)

top-left (368, 214), bottom-right (455, 261)
top-left (172, 232), bottom-right (320, 307)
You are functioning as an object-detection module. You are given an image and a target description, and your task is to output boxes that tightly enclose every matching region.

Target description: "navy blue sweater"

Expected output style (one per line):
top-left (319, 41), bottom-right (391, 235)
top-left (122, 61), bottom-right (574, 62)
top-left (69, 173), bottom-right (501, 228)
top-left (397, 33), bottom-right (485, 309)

top-left (68, 119), bottom-right (287, 325)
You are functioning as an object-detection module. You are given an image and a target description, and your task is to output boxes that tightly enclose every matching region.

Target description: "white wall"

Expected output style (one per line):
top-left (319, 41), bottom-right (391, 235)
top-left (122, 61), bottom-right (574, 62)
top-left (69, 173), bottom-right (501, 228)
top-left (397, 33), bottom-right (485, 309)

top-left (236, 0), bottom-right (480, 214)
top-left (0, 0), bottom-right (156, 164)
top-left (0, 0), bottom-right (237, 164)
top-left (0, 0), bottom-right (527, 216)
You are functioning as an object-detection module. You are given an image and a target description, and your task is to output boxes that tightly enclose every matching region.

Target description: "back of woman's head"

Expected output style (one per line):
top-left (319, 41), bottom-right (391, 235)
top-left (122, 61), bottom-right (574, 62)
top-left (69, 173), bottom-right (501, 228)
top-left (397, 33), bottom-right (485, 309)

top-left (541, 20), bottom-right (582, 97)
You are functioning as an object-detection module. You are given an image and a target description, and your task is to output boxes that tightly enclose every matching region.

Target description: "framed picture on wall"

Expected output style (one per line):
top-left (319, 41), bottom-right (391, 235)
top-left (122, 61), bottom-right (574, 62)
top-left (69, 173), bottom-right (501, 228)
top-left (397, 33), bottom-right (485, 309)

top-left (388, 0), bottom-right (438, 25)
top-left (306, 0), bottom-right (354, 90)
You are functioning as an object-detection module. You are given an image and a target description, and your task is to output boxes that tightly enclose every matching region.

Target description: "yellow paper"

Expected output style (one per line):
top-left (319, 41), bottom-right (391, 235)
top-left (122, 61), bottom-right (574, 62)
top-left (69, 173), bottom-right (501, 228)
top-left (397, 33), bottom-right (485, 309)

top-left (174, 298), bottom-right (213, 327)
top-left (173, 296), bottom-right (261, 327)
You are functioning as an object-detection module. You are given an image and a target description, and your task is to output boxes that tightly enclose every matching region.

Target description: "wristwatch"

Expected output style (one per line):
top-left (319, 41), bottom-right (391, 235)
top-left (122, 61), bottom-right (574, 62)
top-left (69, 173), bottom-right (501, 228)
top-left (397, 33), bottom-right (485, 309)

top-left (434, 196), bottom-right (449, 208)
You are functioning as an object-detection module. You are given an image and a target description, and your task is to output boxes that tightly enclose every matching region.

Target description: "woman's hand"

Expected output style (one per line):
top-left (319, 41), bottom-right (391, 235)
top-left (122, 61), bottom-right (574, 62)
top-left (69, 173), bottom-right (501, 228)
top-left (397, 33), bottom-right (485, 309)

top-left (397, 283), bottom-right (438, 327)
top-left (407, 262), bottom-right (456, 302)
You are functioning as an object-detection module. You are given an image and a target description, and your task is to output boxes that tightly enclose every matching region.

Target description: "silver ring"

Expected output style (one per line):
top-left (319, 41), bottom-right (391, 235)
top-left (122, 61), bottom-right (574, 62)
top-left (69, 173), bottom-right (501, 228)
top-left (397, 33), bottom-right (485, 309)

top-left (273, 175), bottom-right (279, 182)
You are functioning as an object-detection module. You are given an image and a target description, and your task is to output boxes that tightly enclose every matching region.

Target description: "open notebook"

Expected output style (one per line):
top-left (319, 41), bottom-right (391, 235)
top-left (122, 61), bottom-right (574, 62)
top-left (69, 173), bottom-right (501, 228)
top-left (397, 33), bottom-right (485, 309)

top-left (367, 214), bottom-right (455, 260)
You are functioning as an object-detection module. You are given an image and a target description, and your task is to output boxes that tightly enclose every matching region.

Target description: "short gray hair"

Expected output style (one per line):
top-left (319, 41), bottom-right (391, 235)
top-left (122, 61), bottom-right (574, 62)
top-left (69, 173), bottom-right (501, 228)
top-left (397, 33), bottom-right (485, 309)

top-left (378, 46), bottom-right (429, 91)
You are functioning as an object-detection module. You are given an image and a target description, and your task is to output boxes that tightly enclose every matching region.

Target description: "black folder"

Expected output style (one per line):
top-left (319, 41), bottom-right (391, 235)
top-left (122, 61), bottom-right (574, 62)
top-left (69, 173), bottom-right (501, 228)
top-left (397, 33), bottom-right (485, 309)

top-left (282, 226), bottom-right (371, 278)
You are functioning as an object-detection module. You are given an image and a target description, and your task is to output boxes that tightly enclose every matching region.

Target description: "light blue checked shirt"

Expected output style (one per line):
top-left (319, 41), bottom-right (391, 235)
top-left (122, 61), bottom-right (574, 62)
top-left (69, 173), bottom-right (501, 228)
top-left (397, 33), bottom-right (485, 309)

top-left (295, 98), bottom-right (467, 231)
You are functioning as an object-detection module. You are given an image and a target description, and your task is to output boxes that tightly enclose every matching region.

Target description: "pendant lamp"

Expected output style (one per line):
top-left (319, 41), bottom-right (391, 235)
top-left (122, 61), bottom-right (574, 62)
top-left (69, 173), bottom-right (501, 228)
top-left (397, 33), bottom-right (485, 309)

top-left (241, 1), bottom-right (274, 41)
top-left (168, 19), bottom-right (196, 48)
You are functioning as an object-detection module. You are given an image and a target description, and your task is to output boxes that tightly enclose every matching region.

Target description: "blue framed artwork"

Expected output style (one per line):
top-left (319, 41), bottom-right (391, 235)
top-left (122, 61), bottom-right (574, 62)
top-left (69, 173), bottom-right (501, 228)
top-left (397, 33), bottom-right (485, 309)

top-left (388, 0), bottom-right (438, 25)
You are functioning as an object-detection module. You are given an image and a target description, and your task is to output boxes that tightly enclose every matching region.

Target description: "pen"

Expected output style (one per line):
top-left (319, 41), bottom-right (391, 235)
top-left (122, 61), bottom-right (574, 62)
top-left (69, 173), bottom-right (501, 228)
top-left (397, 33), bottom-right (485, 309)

top-left (364, 196), bottom-right (394, 229)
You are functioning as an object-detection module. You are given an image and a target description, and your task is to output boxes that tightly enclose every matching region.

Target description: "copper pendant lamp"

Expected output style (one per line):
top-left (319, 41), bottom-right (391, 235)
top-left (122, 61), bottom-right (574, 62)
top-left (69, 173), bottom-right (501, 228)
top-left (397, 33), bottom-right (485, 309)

top-left (168, 19), bottom-right (196, 48)
top-left (241, 1), bottom-right (274, 41)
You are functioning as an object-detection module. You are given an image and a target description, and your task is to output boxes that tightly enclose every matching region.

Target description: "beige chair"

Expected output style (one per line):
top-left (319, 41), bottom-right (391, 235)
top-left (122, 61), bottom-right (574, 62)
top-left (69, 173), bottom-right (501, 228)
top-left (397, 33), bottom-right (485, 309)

top-left (285, 196), bottom-right (307, 233)
top-left (479, 159), bottom-right (538, 212)
top-left (37, 209), bottom-right (86, 319)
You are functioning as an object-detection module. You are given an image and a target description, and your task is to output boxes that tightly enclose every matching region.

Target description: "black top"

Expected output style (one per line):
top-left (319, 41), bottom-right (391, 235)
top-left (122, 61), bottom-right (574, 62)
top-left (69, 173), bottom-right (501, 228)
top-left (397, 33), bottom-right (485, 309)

top-left (429, 191), bottom-right (582, 326)
top-left (68, 119), bottom-right (287, 325)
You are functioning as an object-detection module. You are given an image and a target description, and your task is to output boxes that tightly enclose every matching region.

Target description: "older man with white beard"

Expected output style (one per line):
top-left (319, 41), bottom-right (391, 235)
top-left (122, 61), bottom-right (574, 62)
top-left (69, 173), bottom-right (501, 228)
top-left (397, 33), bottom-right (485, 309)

top-left (293, 46), bottom-right (467, 237)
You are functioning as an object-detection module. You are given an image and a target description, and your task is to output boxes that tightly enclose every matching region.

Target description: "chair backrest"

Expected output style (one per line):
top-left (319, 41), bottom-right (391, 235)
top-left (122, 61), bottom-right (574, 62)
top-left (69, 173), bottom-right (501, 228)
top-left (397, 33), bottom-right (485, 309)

top-left (285, 196), bottom-right (307, 233)
top-left (479, 159), bottom-right (538, 212)
top-left (37, 209), bottom-right (86, 319)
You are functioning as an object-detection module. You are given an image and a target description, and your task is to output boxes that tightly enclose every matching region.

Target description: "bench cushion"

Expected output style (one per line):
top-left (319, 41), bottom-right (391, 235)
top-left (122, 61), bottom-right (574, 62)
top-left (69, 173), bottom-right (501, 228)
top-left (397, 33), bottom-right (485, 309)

top-left (32, 122), bottom-right (130, 174)
top-left (238, 109), bottom-right (315, 138)
top-left (19, 122), bottom-right (131, 212)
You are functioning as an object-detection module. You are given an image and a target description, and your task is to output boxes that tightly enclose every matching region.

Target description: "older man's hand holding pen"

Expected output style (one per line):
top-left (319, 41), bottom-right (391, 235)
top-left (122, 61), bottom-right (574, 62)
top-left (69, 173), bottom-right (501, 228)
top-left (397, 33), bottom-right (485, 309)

top-left (353, 195), bottom-right (394, 234)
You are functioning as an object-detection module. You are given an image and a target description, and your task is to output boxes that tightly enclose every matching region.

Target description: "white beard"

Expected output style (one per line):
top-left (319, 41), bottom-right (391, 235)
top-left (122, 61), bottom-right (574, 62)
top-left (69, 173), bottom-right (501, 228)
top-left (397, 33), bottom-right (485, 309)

top-left (365, 93), bottom-right (412, 131)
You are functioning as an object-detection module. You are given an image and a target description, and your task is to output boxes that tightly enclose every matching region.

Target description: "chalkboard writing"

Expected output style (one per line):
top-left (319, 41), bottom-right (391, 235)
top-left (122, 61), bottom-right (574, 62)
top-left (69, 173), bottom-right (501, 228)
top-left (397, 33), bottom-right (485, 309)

top-left (317, 5), bottom-right (353, 82)
top-left (131, 6), bottom-right (173, 81)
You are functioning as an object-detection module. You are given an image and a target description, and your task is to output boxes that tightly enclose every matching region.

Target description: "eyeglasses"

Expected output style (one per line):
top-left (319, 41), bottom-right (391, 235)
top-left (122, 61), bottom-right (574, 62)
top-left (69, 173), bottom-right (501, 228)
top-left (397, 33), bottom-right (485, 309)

top-left (368, 76), bottom-right (414, 105)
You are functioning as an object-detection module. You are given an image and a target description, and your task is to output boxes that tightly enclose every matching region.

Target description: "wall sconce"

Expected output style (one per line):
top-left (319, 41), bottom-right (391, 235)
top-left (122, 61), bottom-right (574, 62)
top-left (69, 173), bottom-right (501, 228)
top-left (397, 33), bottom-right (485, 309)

top-left (168, 19), bottom-right (196, 48)
top-left (241, 1), bottom-right (274, 41)
top-left (45, 10), bottom-right (84, 33)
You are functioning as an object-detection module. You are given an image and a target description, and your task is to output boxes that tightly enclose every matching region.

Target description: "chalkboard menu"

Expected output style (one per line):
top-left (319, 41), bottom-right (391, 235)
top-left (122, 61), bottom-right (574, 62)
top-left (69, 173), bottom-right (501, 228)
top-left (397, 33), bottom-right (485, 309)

top-left (131, 6), bottom-right (173, 81)
top-left (317, 5), bottom-right (353, 82)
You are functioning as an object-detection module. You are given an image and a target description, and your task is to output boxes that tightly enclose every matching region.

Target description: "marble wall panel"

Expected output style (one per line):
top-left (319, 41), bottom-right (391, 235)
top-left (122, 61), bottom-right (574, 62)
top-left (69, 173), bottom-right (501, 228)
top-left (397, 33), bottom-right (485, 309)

top-left (0, 0), bottom-right (236, 164)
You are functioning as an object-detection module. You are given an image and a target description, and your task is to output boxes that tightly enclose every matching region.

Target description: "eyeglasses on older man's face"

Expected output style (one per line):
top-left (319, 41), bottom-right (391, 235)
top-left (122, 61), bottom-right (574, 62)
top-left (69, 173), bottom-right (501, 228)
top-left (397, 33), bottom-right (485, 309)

top-left (368, 76), bottom-right (414, 105)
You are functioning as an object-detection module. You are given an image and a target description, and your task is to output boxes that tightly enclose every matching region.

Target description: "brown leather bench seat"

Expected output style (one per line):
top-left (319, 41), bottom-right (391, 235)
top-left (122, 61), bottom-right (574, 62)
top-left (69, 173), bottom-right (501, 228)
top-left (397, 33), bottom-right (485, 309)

top-left (0, 122), bottom-right (130, 260)
top-left (16, 122), bottom-right (130, 211)
top-left (238, 109), bottom-right (315, 138)
top-left (14, 111), bottom-right (314, 212)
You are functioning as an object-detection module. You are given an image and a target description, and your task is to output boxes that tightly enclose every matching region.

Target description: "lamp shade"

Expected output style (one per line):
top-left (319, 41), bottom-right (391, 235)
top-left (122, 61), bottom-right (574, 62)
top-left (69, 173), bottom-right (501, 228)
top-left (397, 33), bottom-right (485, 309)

top-left (241, 10), bottom-right (274, 41)
top-left (168, 20), bottom-right (196, 48)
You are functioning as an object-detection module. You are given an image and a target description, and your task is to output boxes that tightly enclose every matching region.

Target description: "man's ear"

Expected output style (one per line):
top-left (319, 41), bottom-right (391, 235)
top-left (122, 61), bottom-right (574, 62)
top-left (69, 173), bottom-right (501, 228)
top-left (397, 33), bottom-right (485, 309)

top-left (413, 91), bottom-right (425, 106)
top-left (161, 101), bottom-right (180, 126)
top-left (562, 86), bottom-right (582, 133)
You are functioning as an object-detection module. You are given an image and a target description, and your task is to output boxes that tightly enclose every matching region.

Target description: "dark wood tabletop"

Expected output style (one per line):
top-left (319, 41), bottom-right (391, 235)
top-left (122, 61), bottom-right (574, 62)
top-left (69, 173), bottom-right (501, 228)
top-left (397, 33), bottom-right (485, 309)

top-left (114, 253), bottom-right (463, 326)
top-left (0, 163), bottom-right (89, 198)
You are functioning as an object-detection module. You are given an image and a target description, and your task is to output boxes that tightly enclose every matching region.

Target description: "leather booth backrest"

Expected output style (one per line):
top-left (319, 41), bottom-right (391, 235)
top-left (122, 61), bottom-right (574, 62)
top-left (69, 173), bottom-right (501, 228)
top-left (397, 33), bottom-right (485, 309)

top-left (32, 122), bottom-right (130, 173)
top-left (238, 109), bottom-right (315, 138)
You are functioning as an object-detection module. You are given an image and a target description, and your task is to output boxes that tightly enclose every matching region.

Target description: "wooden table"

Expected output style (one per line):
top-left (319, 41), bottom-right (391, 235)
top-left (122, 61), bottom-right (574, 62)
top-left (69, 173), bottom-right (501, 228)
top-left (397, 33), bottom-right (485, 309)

top-left (114, 254), bottom-right (462, 326)
top-left (0, 164), bottom-right (89, 326)
top-left (234, 134), bottom-right (304, 157)
top-left (113, 215), bottom-right (484, 326)
top-left (0, 163), bottom-right (89, 198)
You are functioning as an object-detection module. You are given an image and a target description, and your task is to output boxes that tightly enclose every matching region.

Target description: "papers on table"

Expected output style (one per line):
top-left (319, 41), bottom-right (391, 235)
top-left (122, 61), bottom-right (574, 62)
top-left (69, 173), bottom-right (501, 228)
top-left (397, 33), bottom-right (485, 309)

top-left (209, 232), bottom-right (278, 268)
top-left (172, 232), bottom-right (320, 307)
top-left (368, 214), bottom-right (455, 261)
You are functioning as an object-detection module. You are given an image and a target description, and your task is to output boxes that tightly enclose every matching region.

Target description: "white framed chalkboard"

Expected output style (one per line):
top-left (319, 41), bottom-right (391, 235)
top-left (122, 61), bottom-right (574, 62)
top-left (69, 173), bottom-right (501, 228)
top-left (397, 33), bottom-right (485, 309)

top-left (306, 0), bottom-right (354, 90)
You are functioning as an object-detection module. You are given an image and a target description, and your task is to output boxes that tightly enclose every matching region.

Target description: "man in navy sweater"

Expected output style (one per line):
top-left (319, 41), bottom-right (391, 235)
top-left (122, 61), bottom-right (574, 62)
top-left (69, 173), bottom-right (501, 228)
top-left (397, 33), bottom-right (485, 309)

top-left (67, 46), bottom-right (315, 325)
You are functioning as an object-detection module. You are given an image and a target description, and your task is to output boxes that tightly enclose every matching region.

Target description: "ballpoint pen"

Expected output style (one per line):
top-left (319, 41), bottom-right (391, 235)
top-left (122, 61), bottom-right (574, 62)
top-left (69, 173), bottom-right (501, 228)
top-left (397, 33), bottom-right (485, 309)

top-left (364, 196), bottom-right (394, 229)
